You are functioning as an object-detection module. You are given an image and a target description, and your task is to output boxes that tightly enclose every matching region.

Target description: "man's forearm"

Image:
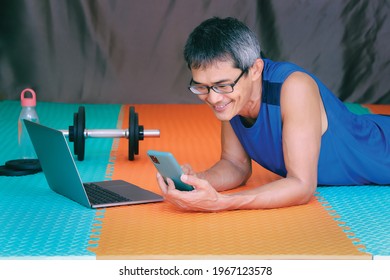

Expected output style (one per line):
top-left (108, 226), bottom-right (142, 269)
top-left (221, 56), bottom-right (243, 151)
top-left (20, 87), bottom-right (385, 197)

top-left (197, 159), bottom-right (252, 192)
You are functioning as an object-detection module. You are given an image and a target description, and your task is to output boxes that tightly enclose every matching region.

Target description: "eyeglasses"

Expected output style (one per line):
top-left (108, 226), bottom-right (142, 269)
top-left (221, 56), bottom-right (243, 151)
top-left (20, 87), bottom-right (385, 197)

top-left (188, 69), bottom-right (247, 95)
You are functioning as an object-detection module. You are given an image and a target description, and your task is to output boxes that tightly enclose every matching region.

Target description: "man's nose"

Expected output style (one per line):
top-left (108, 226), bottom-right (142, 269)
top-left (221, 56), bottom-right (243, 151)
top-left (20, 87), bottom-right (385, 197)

top-left (206, 89), bottom-right (223, 104)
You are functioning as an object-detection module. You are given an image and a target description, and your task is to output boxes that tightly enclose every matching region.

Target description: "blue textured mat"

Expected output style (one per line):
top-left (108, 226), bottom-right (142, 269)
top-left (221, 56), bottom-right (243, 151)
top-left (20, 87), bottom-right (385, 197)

top-left (317, 186), bottom-right (390, 257)
top-left (0, 101), bottom-right (121, 257)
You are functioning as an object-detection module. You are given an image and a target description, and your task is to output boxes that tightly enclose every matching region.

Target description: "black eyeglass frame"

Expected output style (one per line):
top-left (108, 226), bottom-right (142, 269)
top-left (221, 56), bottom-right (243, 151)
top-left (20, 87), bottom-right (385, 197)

top-left (188, 69), bottom-right (248, 95)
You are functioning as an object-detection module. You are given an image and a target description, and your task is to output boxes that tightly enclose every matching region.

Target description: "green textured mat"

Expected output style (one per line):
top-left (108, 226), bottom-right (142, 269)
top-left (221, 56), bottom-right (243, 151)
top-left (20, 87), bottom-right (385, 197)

top-left (344, 103), bottom-right (372, 115)
top-left (0, 101), bottom-right (121, 257)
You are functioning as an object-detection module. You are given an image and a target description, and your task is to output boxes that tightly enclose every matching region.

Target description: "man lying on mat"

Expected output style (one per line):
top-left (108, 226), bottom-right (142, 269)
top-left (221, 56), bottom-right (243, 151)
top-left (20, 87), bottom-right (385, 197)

top-left (156, 17), bottom-right (390, 212)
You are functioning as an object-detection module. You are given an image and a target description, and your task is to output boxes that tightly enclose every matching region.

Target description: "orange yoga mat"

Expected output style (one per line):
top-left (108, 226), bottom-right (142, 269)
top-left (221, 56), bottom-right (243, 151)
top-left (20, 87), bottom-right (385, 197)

top-left (88, 104), bottom-right (370, 259)
top-left (363, 104), bottom-right (390, 115)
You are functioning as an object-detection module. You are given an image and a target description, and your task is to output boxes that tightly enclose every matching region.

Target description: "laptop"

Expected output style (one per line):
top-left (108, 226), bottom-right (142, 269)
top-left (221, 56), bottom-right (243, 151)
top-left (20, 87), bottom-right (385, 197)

top-left (24, 120), bottom-right (163, 208)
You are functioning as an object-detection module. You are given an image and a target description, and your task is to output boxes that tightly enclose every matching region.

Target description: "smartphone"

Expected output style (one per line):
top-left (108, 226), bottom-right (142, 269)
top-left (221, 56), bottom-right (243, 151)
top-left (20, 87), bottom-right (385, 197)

top-left (147, 150), bottom-right (194, 191)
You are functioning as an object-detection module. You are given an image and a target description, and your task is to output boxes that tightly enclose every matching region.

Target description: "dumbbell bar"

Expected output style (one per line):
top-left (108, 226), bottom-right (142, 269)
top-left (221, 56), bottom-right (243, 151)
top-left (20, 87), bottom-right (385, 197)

top-left (60, 106), bottom-right (160, 161)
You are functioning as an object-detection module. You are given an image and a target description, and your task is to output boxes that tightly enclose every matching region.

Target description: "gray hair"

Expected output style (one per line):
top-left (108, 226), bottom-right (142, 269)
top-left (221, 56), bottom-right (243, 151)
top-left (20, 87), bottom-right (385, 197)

top-left (184, 17), bottom-right (261, 71)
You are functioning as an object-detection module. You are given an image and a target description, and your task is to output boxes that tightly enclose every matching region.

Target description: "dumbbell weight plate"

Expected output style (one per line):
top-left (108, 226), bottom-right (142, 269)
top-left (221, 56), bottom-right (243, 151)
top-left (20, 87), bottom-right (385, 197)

top-left (77, 106), bottom-right (86, 161)
top-left (0, 165), bottom-right (41, 176)
top-left (71, 112), bottom-right (78, 155)
top-left (128, 106), bottom-right (139, 161)
top-left (0, 159), bottom-right (42, 176)
top-left (134, 112), bottom-right (139, 156)
top-left (72, 106), bottom-right (86, 161)
top-left (134, 113), bottom-right (145, 154)
top-left (5, 159), bottom-right (42, 171)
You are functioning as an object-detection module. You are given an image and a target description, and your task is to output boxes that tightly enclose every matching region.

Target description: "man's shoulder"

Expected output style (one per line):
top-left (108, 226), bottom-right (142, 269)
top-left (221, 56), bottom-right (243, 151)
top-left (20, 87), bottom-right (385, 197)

top-left (263, 59), bottom-right (307, 83)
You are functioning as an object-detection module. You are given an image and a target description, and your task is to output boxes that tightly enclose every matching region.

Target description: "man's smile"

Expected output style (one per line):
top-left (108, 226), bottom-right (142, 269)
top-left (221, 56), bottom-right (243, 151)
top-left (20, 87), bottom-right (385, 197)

top-left (213, 100), bottom-right (233, 112)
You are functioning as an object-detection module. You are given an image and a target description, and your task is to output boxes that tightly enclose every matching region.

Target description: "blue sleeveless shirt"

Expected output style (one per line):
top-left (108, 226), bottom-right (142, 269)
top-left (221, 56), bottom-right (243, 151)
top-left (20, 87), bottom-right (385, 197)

top-left (230, 59), bottom-right (390, 185)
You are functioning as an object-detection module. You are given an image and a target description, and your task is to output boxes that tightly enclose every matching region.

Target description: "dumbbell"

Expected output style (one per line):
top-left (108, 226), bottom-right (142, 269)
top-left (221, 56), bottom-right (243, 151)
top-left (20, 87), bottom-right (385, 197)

top-left (60, 106), bottom-right (160, 161)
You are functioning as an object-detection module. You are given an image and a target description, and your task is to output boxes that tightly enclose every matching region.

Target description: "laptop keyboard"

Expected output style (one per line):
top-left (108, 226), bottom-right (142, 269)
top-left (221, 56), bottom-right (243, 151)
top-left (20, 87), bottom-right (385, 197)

top-left (84, 183), bottom-right (132, 205)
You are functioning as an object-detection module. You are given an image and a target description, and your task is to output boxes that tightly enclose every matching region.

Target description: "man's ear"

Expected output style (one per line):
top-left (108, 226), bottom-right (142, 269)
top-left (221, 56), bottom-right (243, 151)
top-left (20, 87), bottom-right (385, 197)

top-left (249, 58), bottom-right (264, 81)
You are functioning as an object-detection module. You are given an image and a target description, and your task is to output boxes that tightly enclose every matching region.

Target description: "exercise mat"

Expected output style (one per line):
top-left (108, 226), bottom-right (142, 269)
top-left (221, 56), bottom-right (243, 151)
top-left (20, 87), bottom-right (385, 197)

top-left (1, 102), bottom-right (388, 259)
top-left (88, 104), bottom-right (372, 259)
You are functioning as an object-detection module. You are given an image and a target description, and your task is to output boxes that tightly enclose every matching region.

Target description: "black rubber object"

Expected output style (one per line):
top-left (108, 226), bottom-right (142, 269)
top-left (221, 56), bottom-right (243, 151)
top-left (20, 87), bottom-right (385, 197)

top-left (128, 106), bottom-right (137, 160)
top-left (69, 106), bottom-right (86, 161)
top-left (5, 159), bottom-right (41, 171)
top-left (0, 159), bottom-right (42, 176)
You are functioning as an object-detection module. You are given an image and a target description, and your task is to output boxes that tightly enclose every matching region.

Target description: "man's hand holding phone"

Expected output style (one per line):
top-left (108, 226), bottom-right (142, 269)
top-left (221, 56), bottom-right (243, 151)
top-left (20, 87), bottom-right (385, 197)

top-left (148, 150), bottom-right (226, 212)
top-left (147, 150), bottom-right (194, 191)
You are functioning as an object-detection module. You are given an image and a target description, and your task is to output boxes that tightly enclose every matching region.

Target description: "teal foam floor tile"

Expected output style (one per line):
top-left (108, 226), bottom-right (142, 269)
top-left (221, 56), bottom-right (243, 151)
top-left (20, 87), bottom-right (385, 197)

top-left (317, 186), bottom-right (390, 257)
top-left (0, 101), bottom-right (121, 257)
